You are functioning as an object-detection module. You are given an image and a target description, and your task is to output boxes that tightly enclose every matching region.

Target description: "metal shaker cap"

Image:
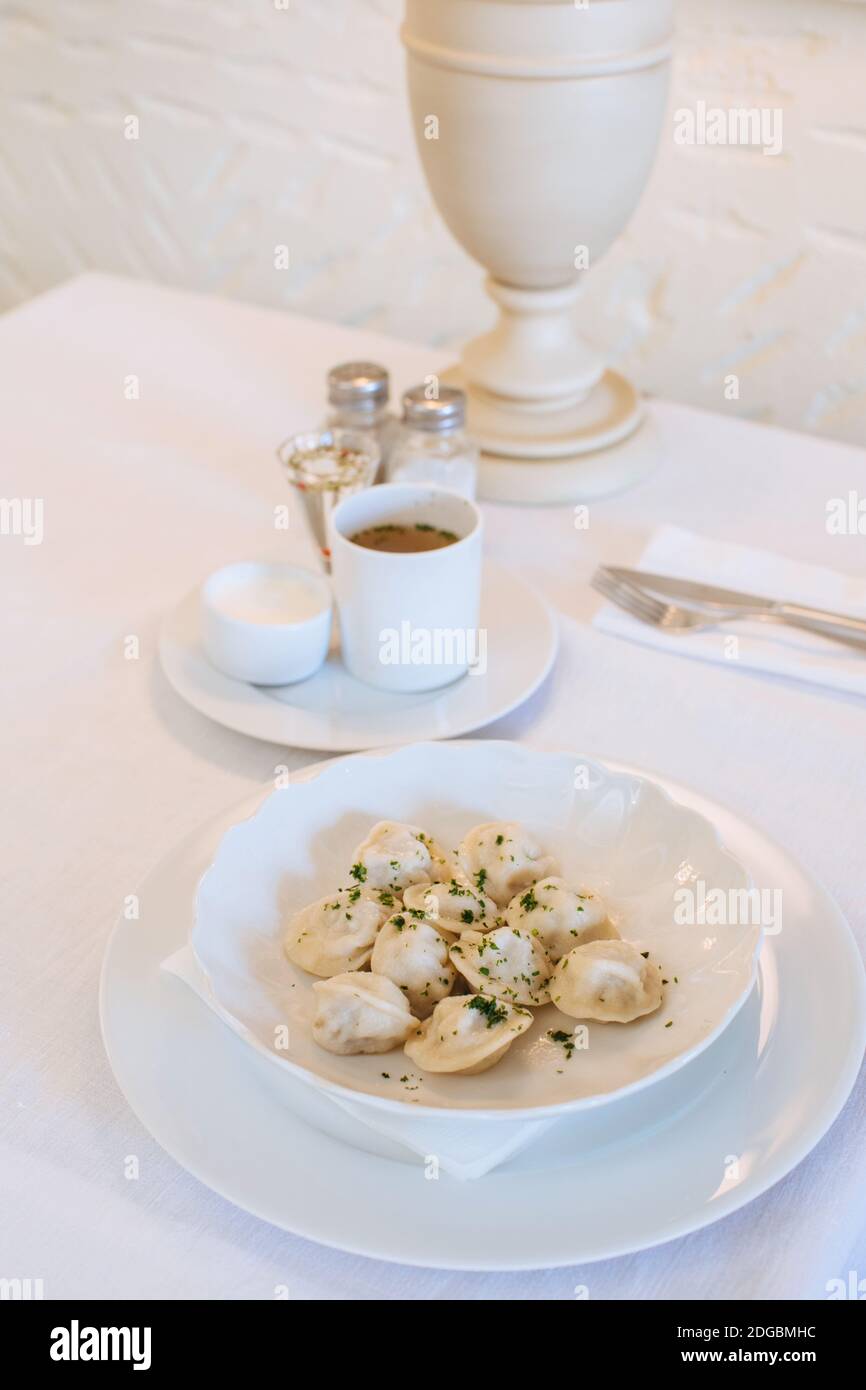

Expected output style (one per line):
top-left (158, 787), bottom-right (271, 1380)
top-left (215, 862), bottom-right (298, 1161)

top-left (327, 362), bottom-right (389, 409)
top-left (402, 384), bottom-right (466, 432)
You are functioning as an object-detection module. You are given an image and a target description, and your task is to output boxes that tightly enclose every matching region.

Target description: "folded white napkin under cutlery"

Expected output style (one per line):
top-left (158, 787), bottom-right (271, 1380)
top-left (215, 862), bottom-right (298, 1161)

top-left (594, 525), bottom-right (866, 697)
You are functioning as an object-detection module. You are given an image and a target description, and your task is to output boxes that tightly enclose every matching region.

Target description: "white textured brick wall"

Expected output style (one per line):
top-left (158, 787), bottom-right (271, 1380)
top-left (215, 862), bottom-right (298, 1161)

top-left (1, 0), bottom-right (865, 443)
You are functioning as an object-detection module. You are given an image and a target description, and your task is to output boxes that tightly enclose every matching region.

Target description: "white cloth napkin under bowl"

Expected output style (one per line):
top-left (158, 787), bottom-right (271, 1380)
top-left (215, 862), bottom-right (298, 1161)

top-left (594, 525), bottom-right (866, 697)
top-left (161, 946), bottom-right (556, 1181)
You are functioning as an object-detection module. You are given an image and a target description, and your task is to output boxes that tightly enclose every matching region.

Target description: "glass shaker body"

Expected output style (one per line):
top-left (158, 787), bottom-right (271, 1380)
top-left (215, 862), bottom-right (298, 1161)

top-left (386, 384), bottom-right (478, 499)
top-left (325, 402), bottom-right (400, 477)
top-left (387, 425), bottom-right (478, 499)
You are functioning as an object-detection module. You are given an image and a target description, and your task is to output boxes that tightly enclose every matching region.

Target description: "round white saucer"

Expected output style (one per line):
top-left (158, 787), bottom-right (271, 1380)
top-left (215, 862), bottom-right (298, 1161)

top-left (158, 560), bottom-right (558, 751)
top-left (99, 765), bottom-right (866, 1270)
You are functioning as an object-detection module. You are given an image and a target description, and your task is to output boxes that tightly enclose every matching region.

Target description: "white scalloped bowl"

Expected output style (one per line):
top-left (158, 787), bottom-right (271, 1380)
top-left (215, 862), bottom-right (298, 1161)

top-left (191, 741), bottom-right (760, 1119)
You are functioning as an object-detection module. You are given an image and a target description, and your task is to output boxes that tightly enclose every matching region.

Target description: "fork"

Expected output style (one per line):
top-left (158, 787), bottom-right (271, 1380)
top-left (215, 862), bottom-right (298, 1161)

top-left (591, 567), bottom-right (866, 653)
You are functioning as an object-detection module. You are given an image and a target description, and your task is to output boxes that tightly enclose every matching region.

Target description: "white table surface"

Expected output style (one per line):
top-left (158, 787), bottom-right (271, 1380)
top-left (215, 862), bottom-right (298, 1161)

top-left (1, 273), bottom-right (864, 1301)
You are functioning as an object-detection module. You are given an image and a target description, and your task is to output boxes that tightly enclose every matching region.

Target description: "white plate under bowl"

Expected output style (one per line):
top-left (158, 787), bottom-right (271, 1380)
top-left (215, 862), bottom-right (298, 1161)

top-left (192, 742), bottom-right (760, 1120)
top-left (99, 763), bottom-right (866, 1269)
top-left (158, 560), bottom-right (557, 752)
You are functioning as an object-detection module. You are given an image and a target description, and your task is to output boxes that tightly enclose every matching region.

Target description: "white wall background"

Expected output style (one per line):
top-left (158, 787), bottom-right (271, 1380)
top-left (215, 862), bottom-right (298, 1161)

top-left (1, 0), bottom-right (865, 444)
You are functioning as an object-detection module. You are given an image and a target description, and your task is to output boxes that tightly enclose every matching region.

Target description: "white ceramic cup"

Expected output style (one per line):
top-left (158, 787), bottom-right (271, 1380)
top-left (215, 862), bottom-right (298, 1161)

top-left (201, 561), bottom-right (332, 686)
top-left (329, 484), bottom-right (483, 693)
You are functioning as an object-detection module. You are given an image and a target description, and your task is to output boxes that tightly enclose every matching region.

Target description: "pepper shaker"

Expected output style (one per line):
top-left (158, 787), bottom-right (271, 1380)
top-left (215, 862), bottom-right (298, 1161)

top-left (325, 362), bottom-right (399, 476)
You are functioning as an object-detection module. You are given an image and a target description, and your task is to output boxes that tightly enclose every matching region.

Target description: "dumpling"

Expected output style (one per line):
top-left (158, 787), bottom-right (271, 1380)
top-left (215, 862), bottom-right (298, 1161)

top-left (504, 877), bottom-right (618, 962)
top-left (423, 837), bottom-right (458, 884)
top-left (551, 940), bottom-right (663, 1023)
top-left (350, 820), bottom-right (433, 890)
top-left (404, 993), bottom-right (532, 1074)
top-left (456, 821), bottom-right (558, 907)
top-left (450, 926), bottom-right (552, 1006)
top-left (403, 877), bottom-right (498, 937)
top-left (370, 911), bottom-right (456, 1017)
top-left (312, 972), bottom-right (417, 1054)
top-left (285, 885), bottom-right (394, 977)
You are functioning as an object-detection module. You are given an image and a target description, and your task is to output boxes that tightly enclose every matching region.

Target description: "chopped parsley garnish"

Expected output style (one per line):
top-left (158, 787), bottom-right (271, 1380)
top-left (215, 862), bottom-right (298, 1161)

top-left (350, 862), bottom-right (367, 883)
top-left (548, 1028), bottom-right (576, 1060)
top-left (475, 868), bottom-right (488, 892)
top-left (423, 528), bottom-right (460, 542)
top-left (466, 995), bottom-right (508, 1028)
top-left (495, 833), bottom-right (504, 846)
top-left (460, 908), bottom-right (475, 924)
top-left (519, 887), bottom-right (538, 913)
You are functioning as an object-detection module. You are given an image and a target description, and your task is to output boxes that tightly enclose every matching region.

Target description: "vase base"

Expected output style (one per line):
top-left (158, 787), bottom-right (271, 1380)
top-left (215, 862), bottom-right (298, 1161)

top-left (476, 412), bottom-right (662, 505)
top-left (442, 365), bottom-right (643, 459)
top-left (439, 362), bottom-right (656, 504)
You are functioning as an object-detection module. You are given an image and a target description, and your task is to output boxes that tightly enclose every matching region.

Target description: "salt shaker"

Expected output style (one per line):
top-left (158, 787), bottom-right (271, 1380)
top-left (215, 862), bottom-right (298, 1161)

top-left (387, 386), bottom-right (478, 499)
top-left (325, 362), bottom-right (399, 476)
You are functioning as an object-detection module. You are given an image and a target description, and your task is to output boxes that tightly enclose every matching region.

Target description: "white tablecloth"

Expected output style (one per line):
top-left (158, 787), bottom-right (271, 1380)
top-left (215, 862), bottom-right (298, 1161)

top-left (1, 273), bottom-right (864, 1301)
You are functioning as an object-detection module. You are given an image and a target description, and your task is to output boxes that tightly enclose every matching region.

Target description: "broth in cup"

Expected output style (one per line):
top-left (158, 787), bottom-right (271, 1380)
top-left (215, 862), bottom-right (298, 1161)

top-left (329, 484), bottom-right (483, 693)
top-left (349, 522), bottom-right (459, 554)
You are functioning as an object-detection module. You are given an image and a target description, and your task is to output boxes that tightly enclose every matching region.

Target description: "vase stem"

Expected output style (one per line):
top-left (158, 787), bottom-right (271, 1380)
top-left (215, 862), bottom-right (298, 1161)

top-left (461, 277), bottom-right (604, 413)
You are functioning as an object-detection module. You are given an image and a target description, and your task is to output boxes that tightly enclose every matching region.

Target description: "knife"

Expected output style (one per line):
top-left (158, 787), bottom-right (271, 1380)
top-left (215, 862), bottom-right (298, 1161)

top-left (604, 565), bottom-right (866, 640)
top-left (604, 568), bottom-right (775, 610)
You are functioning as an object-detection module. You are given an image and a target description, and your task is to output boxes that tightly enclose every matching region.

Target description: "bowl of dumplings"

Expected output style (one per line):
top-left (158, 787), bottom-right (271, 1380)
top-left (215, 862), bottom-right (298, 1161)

top-left (192, 741), bottom-right (761, 1119)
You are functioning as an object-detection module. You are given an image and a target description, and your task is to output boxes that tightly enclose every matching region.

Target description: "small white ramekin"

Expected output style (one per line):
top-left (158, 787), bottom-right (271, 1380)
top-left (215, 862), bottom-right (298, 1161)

top-left (200, 562), bottom-right (332, 686)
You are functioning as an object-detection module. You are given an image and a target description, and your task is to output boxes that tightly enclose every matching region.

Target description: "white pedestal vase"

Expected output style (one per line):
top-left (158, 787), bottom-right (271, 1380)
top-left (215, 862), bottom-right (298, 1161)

top-left (402, 0), bottom-right (674, 503)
